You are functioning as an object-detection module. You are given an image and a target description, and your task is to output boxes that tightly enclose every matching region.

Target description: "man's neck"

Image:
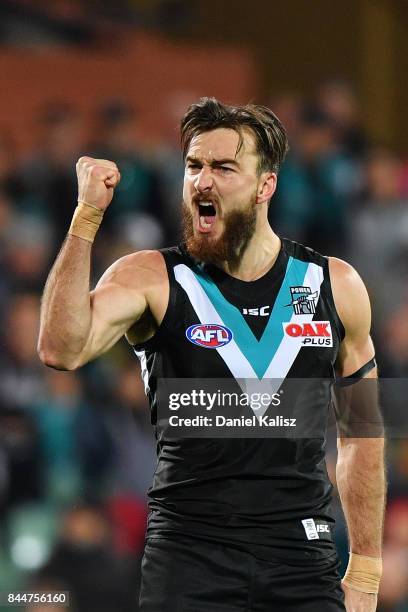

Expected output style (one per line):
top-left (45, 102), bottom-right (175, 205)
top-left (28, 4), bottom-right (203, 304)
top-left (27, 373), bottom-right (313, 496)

top-left (221, 222), bottom-right (281, 281)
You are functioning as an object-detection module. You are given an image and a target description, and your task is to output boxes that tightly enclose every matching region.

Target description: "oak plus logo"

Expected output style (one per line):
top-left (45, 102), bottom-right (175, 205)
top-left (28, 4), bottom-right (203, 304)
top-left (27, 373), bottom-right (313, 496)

top-left (186, 324), bottom-right (233, 349)
top-left (283, 321), bottom-right (333, 347)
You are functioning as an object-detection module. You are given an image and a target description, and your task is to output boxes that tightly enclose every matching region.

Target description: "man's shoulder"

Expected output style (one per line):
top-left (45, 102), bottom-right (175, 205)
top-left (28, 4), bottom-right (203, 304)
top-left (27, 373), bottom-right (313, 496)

top-left (328, 257), bottom-right (363, 290)
top-left (97, 249), bottom-right (168, 292)
top-left (328, 257), bottom-right (371, 338)
top-left (112, 248), bottom-right (165, 273)
top-left (104, 244), bottom-right (191, 291)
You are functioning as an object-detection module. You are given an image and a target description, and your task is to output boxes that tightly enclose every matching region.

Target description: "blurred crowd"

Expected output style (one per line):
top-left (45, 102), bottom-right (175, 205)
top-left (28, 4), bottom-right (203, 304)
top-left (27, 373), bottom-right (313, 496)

top-left (0, 80), bottom-right (407, 612)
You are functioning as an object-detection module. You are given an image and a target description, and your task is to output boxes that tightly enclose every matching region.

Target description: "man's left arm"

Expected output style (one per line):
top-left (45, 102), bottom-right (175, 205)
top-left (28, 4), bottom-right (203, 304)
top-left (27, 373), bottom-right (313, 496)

top-left (329, 257), bottom-right (386, 612)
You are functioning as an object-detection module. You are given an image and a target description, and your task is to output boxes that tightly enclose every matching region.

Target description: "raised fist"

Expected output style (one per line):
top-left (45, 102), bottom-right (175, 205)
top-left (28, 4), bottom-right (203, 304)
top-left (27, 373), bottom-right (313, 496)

top-left (76, 156), bottom-right (121, 212)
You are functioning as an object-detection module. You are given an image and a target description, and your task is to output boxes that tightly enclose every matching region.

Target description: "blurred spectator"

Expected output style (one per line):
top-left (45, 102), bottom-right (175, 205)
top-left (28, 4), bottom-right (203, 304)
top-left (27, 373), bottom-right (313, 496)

top-left (317, 79), bottom-right (369, 158)
top-left (26, 574), bottom-right (72, 612)
top-left (378, 544), bottom-right (408, 611)
top-left (30, 369), bottom-right (113, 503)
top-left (0, 408), bottom-right (43, 509)
top-left (0, 130), bottom-right (23, 201)
top-left (349, 148), bottom-right (408, 325)
top-left (3, 213), bottom-right (54, 293)
top-left (388, 442), bottom-right (408, 498)
top-left (0, 443), bottom-right (9, 512)
top-left (385, 499), bottom-right (408, 549)
top-left (0, 190), bottom-right (14, 319)
top-left (0, 0), bottom-right (97, 47)
top-left (90, 98), bottom-right (165, 249)
top-left (272, 104), bottom-right (359, 255)
top-left (399, 158), bottom-right (408, 197)
top-left (377, 499), bottom-right (408, 611)
top-left (108, 495), bottom-right (148, 559)
top-left (0, 293), bottom-right (46, 411)
top-left (105, 364), bottom-right (156, 499)
top-left (38, 503), bottom-right (133, 612)
top-left (18, 102), bottom-right (86, 247)
top-left (268, 91), bottom-right (303, 142)
top-left (150, 90), bottom-right (199, 243)
top-left (379, 301), bottom-right (408, 376)
top-left (0, 189), bottom-right (12, 239)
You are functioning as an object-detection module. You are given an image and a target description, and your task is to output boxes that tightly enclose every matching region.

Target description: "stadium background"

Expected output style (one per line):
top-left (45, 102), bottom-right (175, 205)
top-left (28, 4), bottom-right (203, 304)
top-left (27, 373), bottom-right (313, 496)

top-left (0, 1), bottom-right (407, 610)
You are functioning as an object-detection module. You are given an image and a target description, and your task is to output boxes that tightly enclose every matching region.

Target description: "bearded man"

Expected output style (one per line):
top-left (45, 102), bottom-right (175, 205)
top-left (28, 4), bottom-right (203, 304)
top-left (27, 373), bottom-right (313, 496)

top-left (38, 98), bottom-right (385, 612)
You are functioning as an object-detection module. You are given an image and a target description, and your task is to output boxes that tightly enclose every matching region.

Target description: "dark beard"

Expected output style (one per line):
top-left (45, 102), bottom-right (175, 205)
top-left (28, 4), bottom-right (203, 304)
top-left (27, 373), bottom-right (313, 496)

top-left (182, 196), bottom-right (257, 270)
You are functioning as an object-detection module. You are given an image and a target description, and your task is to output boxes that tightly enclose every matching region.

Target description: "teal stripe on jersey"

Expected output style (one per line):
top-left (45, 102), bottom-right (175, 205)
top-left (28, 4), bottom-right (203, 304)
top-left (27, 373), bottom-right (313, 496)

top-left (193, 256), bottom-right (310, 378)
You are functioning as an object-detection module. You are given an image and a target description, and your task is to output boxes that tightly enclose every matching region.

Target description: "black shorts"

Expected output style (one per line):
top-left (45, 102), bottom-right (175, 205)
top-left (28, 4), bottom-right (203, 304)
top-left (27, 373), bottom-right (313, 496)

top-left (139, 536), bottom-right (346, 612)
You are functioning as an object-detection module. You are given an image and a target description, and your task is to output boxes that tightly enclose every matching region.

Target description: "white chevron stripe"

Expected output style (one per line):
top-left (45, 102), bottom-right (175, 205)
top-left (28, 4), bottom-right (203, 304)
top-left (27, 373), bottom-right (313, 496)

top-left (174, 262), bottom-right (324, 419)
top-left (255, 263), bottom-right (324, 417)
top-left (174, 264), bottom-right (258, 379)
top-left (263, 262), bottom-right (324, 378)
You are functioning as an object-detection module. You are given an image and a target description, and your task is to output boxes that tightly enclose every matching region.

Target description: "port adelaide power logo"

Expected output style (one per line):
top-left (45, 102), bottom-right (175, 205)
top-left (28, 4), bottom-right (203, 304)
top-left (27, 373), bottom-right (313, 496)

top-left (287, 286), bottom-right (318, 315)
top-left (284, 286), bottom-right (333, 347)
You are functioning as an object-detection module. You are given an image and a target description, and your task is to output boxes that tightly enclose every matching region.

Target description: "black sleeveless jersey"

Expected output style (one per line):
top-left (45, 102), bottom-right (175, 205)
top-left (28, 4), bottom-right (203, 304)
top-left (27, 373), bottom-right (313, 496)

top-left (133, 238), bottom-right (345, 561)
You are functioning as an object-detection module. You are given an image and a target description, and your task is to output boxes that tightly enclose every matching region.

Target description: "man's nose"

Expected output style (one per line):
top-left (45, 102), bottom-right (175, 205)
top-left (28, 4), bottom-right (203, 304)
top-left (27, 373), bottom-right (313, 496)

top-left (194, 166), bottom-right (213, 192)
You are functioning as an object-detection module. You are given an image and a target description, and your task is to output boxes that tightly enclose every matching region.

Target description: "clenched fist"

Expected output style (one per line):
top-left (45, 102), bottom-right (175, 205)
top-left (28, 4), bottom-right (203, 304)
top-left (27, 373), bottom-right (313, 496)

top-left (76, 157), bottom-right (121, 212)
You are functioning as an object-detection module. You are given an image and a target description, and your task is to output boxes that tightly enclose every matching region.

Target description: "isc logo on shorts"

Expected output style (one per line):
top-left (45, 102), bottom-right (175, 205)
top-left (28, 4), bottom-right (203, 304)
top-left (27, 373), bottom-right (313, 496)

top-left (186, 324), bottom-right (233, 349)
top-left (283, 321), bottom-right (333, 347)
top-left (302, 518), bottom-right (331, 540)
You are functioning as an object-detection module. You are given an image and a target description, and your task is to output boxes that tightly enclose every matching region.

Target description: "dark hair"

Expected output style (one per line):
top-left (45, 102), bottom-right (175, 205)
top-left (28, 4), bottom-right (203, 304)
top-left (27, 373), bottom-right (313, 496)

top-left (180, 97), bottom-right (289, 175)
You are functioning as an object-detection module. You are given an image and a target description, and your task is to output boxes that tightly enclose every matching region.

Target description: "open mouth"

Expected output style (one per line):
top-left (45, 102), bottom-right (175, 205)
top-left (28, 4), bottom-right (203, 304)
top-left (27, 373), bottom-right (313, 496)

top-left (197, 202), bottom-right (217, 231)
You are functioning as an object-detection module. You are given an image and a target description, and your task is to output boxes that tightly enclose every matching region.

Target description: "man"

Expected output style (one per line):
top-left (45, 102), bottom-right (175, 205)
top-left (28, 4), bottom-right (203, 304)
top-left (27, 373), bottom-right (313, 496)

top-left (38, 98), bottom-right (385, 611)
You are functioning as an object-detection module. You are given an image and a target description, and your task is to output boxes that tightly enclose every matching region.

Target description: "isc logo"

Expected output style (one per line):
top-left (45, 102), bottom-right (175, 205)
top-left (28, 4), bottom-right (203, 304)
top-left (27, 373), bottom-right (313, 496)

top-left (302, 518), bottom-right (331, 539)
top-left (242, 306), bottom-right (270, 316)
top-left (186, 324), bottom-right (233, 349)
top-left (283, 321), bottom-right (333, 347)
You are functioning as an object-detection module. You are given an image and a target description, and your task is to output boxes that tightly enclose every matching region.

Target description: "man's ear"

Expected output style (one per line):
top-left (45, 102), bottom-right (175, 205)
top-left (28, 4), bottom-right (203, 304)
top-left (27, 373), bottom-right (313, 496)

top-left (256, 172), bottom-right (277, 204)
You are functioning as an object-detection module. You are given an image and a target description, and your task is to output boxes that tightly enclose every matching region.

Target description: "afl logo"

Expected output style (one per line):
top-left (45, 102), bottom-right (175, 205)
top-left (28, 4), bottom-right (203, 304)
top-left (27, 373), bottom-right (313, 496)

top-left (186, 324), bottom-right (233, 349)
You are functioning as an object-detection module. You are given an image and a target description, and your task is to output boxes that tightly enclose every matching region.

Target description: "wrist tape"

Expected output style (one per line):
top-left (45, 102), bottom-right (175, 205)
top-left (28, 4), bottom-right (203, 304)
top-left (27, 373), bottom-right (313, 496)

top-left (68, 201), bottom-right (104, 243)
top-left (342, 552), bottom-right (382, 594)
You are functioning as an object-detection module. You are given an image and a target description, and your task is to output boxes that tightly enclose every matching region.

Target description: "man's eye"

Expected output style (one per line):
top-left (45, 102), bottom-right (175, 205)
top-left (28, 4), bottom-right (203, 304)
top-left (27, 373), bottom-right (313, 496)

top-left (220, 166), bottom-right (234, 172)
top-left (187, 163), bottom-right (200, 170)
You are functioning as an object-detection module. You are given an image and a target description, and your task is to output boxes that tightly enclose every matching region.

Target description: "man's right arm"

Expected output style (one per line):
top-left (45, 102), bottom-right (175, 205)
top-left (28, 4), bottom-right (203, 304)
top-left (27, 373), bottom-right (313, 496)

top-left (37, 156), bottom-right (159, 371)
top-left (38, 240), bottom-right (152, 370)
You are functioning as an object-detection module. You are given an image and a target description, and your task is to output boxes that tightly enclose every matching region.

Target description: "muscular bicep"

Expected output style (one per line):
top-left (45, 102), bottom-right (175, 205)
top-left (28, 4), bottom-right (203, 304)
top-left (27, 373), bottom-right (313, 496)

top-left (75, 254), bottom-right (151, 367)
top-left (329, 257), bottom-right (376, 378)
top-left (84, 282), bottom-right (147, 362)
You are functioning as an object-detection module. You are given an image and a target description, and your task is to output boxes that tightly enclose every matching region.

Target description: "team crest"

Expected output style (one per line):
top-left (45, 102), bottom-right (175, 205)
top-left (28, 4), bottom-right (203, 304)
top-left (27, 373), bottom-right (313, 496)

top-left (287, 286), bottom-right (318, 315)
